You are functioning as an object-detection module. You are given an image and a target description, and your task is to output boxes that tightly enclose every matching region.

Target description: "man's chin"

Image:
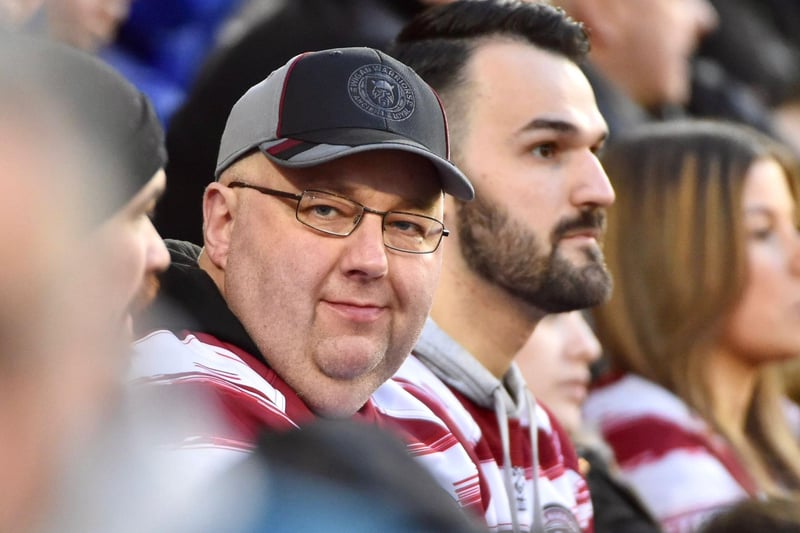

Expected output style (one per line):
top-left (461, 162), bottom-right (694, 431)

top-left (304, 389), bottom-right (371, 419)
top-left (568, 264), bottom-right (613, 309)
top-left (523, 265), bottom-right (612, 313)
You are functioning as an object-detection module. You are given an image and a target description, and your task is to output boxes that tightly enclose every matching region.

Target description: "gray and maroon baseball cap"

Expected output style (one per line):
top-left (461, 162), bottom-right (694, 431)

top-left (215, 47), bottom-right (474, 200)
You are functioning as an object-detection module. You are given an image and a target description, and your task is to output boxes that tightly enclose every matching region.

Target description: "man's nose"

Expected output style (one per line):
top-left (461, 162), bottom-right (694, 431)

top-left (571, 151), bottom-right (615, 209)
top-left (340, 212), bottom-right (390, 279)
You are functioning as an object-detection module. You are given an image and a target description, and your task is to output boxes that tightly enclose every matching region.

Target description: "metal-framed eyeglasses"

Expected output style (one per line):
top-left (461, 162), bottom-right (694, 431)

top-left (228, 181), bottom-right (449, 254)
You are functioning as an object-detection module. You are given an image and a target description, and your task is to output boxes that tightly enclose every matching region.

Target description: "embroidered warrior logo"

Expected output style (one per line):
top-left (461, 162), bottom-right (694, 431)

top-left (370, 79), bottom-right (395, 107)
top-left (347, 64), bottom-right (415, 121)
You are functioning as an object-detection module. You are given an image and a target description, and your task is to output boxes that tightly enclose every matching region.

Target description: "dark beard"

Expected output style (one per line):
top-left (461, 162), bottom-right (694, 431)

top-left (456, 194), bottom-right (612, 313)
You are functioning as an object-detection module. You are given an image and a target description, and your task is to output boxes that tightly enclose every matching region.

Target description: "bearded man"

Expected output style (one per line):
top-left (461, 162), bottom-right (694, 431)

top-left (387, 2), bottom-right (615, 532)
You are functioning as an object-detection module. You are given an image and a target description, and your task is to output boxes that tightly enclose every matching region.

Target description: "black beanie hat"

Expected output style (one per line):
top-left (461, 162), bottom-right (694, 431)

top-left (0, 31), bottom-right (167, 221)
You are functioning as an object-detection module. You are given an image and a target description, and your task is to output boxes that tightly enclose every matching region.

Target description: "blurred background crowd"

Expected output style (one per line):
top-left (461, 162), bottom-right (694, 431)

top-left (3, 0), bottom-right (800, 532)
top-left (4, 0), bottom-right (800, 239)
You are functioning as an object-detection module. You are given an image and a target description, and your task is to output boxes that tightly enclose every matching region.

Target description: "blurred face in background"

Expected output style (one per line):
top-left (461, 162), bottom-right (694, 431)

top-left (558, 0), bottom-right (718, 109)
top-left (0, 110), bottom-right (98, 532)
top-left (0, 97), bottom-right (170, 532)
top-left (43, 0), bottom-right (131, 51)
top-left (720, 157), bottom-right (800, 364)
top-left (516, 311), bottom-right (602, 433)
top-left (613, 0), bottom-right (717, 108)
top-left (0, 0), bottom-right (43, 24)
top-left (0, 41), bottom-right (169, 531)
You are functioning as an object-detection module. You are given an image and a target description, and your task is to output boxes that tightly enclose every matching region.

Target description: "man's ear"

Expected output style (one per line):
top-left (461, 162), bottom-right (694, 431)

top-left (202, 182), bottom-right (237, 270)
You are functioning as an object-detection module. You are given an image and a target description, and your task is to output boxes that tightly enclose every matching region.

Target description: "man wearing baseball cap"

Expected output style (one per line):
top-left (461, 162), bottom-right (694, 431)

top-left (129, 47), bottom-right (485, 508)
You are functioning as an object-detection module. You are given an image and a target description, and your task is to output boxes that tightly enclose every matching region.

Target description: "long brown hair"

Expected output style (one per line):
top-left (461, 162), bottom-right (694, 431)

top-left (595, 119), bottom-right (800, 496)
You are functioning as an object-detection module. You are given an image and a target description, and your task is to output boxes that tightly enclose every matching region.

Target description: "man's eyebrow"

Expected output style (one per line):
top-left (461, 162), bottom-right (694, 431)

top-left (518, 117), bottom-right (609, 147)
top-left (518, 118), bottom-right (579, 135)
top-left (301, 181), bottom-right (442, 212)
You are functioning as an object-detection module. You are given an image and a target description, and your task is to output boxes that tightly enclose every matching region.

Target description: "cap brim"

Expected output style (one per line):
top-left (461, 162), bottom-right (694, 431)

top-left (259, 131), bottom-right (474, 201)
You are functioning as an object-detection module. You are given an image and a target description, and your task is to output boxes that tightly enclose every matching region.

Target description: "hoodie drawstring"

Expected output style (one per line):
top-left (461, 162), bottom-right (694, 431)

top-left (526, 390), bottom-right (544, 533)
top-left (492, 387), bottom-right (546, 533)
top-left (493, 387), bottom-right (520, 533)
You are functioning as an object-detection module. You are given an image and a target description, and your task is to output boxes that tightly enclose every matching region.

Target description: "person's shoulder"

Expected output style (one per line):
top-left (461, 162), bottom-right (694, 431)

top-left (584, 373), bottom-right (701, 431)
top-left (130, 329), bottom-right (252, 380)
top-left (369, 376), bottom-right (486, 514)
top-left (583, 378), bottom-right (750, 528)
top-left (129, 329), bottom-right (208, 379)
top-left (370, 376), bottom-right (473, 450)
top-left (129, 329), bottom-right (305, 432)
top-left (391, 354), bottom-right (484, 445)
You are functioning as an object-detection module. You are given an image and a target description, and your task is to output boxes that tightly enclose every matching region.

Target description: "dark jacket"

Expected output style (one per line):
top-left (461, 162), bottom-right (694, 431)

top-left (580, 443), bottom-right (663, 533)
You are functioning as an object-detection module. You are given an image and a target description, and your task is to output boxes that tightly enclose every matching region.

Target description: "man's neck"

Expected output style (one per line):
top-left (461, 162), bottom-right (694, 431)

top-left (198, 248), bottom-right (226, 297)
top-left (430, 263), bottom-right (544, 379)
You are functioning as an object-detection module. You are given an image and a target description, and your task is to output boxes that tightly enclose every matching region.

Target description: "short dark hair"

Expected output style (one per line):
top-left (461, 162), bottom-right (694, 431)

top-left (388, 0), bottom-right (589, 96)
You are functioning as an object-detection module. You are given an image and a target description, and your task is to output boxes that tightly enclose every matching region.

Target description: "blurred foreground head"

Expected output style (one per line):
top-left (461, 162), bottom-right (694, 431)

top-left (0, 32), bottom-right (169, 530)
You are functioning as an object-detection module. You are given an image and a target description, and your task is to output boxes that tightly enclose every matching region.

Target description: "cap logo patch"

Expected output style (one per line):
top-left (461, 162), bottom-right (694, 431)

top-left (348, 64), bottom-right (415, 121)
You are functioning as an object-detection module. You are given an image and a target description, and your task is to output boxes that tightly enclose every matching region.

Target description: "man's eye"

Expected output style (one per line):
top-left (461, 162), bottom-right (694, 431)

top-left (310, 205), bottom-right (340, 218)
top-left (387, 219), bottom-right (425, 235)
top-left (532, 143), bottom-right (557, 158)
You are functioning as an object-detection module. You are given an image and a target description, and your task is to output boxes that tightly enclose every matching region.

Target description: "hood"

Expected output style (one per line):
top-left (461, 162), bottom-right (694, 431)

top-left (413, 317), bottom-right (545, 532)
top-left (413, 318), bottom-right (529, 417)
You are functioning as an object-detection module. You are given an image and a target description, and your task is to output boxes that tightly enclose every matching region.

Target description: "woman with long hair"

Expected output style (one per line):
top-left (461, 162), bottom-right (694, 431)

top-left (584, 119), bottom-right (800, 532)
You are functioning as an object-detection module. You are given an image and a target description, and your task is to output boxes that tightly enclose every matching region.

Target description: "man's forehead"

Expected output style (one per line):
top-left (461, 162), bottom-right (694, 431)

top-left (467, 38), bottom-right (578, 77)
top-left (466, 42), bottom-right (606, 140)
